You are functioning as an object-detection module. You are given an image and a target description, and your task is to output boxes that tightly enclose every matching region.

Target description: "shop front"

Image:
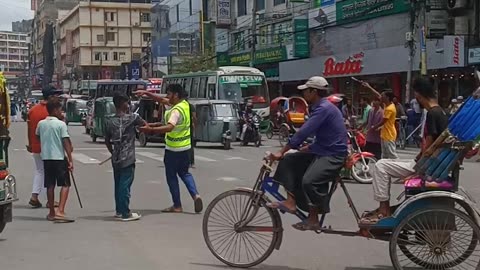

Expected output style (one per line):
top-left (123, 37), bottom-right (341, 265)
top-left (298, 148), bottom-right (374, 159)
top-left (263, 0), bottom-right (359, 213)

top-left (279, 36), bottom-right (471, 107)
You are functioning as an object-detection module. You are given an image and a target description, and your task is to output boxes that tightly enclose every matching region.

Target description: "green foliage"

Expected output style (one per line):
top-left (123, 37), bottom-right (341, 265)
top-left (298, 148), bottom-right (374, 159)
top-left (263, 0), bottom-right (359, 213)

top-left (173, 47), bottom-right (217, 74)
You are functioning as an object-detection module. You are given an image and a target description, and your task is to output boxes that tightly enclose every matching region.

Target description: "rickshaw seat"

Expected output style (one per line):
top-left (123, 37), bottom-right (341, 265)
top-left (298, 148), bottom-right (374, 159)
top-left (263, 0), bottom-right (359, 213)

top-left (289, 112), bottom-right (305, 124)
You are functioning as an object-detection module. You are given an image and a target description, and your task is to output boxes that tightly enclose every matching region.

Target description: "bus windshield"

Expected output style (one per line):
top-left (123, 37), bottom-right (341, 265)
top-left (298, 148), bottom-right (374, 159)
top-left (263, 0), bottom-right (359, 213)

top-left (218, 75), bottom-right (269, 108)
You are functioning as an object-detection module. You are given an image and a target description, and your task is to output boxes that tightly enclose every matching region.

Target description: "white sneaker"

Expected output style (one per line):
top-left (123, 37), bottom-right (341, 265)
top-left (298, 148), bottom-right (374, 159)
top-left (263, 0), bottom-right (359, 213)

top-left (114, 213), bottom-right (122, 219)
top-left (121, 213), bottom-right (141, 222)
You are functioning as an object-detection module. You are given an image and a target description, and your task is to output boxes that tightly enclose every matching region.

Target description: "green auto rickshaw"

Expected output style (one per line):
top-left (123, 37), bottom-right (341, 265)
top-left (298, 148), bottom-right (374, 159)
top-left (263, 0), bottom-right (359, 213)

top-left (90, 97), bottom-right (116, 142)
top-left (65, 99), bottom-right (88, 125)
top-left (191, 99), bottom-right (239, 150)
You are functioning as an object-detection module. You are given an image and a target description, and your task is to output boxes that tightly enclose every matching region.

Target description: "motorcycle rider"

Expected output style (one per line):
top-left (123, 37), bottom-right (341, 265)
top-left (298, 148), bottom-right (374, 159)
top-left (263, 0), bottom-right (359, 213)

top-left (239, 103), bottom-right (255, 142)
top-left (267, 76), bottom-right (348, 231)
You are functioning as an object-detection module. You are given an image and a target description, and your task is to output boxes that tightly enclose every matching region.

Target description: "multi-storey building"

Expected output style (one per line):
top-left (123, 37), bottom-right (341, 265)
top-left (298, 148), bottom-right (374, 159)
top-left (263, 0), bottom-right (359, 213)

top-left (31, 0), bottom-right (80, 89)
top-left (12, 20), bottom-right (34, 33)
top-left (57, 0), bottom-right (152, 81)
top-left (0, 32), bottom-right (29, 74)
top-left (210, 0), bottom-right (480, 102)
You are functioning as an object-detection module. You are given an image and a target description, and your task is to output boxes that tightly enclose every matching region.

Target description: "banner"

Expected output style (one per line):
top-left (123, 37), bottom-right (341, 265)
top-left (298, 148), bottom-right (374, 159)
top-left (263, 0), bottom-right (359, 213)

top-left (336, 0), bottom-right (409, 25)
top-left (217, 0), bottom-right (231, 26)
top-left (294, 18), bottom-right (310, 58)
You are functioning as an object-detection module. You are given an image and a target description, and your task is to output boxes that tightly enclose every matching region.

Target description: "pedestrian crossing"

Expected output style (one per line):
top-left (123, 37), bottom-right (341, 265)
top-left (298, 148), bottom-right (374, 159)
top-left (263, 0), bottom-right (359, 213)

top-left (14, 148), bottom-right (257, 165)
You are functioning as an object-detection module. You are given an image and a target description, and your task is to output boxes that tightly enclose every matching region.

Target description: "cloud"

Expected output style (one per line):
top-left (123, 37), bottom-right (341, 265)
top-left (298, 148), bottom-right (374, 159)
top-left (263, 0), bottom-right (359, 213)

top-left (0, 0), bottom-right (34, 31)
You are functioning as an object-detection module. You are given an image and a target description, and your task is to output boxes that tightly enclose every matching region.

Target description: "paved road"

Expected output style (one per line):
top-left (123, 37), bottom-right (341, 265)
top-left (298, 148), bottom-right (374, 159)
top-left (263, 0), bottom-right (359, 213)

top-left (1, 122), bottom-right (479, 270)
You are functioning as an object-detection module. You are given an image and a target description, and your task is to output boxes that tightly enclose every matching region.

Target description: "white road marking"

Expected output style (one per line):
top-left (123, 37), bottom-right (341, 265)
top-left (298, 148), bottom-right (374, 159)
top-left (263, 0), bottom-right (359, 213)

top-left (217, 177), bottom-right (242, 182)
top-left (195, 155), bottom-right (217, 162)
top-left (72, 153), bottom-right (100, 164)
top-left (137, 152), bottom-right (164, 162)
top-left (226, 157), bottom-right (249, 161)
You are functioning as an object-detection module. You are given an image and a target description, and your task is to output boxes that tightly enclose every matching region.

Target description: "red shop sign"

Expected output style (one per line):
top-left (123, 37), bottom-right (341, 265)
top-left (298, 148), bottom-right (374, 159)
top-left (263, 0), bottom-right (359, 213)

top-left (323, 52), bottom-right (364, 77)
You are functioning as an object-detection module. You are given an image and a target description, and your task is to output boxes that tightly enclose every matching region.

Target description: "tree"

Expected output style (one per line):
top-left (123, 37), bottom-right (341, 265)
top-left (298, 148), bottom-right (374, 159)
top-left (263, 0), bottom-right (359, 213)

top-left (173, 47), bottom-right (217, 74)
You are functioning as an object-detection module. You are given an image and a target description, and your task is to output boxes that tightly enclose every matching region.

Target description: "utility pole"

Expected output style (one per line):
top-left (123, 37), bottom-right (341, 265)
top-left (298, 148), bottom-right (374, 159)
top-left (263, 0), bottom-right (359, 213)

top-left (249, 2), bottom-right (257, 68)
top-left (405, 0), bottom-right (417, 104)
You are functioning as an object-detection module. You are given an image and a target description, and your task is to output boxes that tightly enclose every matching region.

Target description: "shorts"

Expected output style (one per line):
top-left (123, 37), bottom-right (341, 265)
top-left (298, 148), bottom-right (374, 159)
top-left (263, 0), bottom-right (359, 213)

top-left (43, 160), bottom-right (71, 188)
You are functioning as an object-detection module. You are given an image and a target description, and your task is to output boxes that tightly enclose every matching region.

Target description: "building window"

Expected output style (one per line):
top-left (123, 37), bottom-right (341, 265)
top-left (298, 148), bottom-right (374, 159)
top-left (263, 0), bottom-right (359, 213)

top-left (119, 52), bottom-right (126, 61)
top-left (103, 52), bottom-right (109, 61)
top-left (176, 4), bottom-right (180, 22)
top-left (113, 52), bottom-right (119, 61)
top-left (94, 52), bottom-right (101, 61)
top-left (141, 12), bottom-right (150, 22)
top-left (256, 0), bottom-right (265, 11)
top-left (238, 0), bottom-right (247, 16)
top-left (232, 31), bottom-right (245, 52)
top-left (106, 32), bottom-right (115, 42)
top-left (97, 34), bottom-right (104, 42)
top-left (105, 12), bottom-right (116, 22)
top-left (142, 33), bottom-right (151, 42)
top-left (189, 0), bottom-right (193, 15)
top-left (274, 0), bottom-right (286, 5)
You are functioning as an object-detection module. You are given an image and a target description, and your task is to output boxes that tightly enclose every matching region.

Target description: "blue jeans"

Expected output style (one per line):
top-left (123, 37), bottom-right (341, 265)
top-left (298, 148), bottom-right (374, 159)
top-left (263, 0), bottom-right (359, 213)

top-left (164, 150), bottom-right (199, 208)
top-left (113, 165), bottom-right (135, 218)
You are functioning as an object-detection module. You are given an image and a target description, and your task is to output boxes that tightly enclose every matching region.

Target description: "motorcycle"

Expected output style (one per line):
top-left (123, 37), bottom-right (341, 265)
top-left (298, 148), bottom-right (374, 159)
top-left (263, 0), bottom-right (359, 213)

top-left (341, 130), bottom-right (377, 184)
top-left (242, 114), bottom-right (262, 147)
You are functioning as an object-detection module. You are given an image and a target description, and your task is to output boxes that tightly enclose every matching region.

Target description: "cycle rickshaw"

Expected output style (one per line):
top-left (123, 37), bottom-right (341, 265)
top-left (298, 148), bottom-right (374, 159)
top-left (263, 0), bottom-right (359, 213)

top-left (276, 96), bottom-right (309, 146)
top-left (202, 92), bottom-right (480, 269)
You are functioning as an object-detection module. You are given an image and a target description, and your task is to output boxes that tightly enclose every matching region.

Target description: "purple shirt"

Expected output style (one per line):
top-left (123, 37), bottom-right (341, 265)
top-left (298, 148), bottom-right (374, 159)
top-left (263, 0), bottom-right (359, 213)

top-left (366, 107), bottom-right (384, 144)
top-left (288, 98), bottom-right (348, 157)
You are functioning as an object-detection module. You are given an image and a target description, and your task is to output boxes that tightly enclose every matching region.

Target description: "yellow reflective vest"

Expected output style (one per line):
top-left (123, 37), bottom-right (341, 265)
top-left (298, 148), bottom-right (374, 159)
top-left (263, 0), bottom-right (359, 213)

top-left (165, 100), bottom-right (191, 151)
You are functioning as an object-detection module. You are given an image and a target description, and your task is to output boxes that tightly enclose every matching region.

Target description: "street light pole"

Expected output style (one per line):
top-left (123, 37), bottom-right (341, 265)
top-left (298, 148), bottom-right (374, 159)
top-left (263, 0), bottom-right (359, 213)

top-left (249, 2), bottom-right (257, 68)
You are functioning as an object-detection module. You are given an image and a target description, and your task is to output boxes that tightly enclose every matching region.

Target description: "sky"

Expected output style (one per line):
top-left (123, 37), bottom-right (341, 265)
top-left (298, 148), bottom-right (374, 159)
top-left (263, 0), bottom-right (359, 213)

top-left (0, 0), bottom-right (34, 31)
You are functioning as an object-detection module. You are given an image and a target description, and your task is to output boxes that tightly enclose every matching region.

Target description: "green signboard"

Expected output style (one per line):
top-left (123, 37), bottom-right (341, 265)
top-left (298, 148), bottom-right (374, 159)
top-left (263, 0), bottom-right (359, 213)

top-left (294, 18), bottom-right (310, 58)
top-left (219, 75), bottom-right (264, 84)
top-left (216, 47), bottom-right (288, 66)
top-left (336, 0), bottom-right (409, 25)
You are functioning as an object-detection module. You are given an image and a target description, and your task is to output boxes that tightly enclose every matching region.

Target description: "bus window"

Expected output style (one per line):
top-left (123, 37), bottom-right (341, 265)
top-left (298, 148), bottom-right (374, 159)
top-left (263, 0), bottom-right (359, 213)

top-left (218, 75), bottom-right (269, 108)
top-left (198, 77), bottom-right (207, 98)
top-left (191, 77), bottom-right (199, 98)
top-left (185, 78), bottom-right (192, 96)
top-left (208, 83), bottom-right (216, 99)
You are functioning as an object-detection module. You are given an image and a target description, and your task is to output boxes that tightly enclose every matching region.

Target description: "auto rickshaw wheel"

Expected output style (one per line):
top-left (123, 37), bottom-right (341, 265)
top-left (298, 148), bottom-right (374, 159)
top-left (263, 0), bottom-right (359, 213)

top-left (0, 221), bottom-right (5, 234)
top-left (138, 132), bottom-right (148, 147)
top-left (223, 139), bottom-right (231, 150)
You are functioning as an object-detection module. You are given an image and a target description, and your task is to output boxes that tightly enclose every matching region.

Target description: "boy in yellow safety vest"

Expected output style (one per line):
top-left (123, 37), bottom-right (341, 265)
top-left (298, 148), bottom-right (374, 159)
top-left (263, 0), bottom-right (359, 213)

top-left (139, 84), bottom-right (202, 213)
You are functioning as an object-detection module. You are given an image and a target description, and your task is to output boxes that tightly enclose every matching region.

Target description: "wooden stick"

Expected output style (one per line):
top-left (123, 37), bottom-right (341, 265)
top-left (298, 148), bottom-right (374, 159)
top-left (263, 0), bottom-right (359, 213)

top-left (98, 157), bottom-right (111, 166)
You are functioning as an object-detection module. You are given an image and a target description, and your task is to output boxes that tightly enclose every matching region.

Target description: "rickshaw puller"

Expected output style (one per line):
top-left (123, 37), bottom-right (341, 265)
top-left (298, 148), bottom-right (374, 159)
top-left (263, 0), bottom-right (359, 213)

top-left (267, 76), bottom-right (348, 231)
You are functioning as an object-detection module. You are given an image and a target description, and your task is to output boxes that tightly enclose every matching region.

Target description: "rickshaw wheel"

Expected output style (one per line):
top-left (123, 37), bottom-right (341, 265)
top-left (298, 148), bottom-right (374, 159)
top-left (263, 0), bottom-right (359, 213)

top-left (138, 132), bottom-right (147, 147)
top-left (266, 121), bottom-right (274, 139)
top-left (390, 206), bottom-right (480, 270)
top-left (278, 126), bottom-right (289, 147)
top-left (203, 190), bottom-right (280, 268)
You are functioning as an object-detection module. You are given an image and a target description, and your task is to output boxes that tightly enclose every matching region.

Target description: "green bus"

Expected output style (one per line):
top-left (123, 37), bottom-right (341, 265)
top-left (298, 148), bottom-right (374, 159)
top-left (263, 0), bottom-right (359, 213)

top-left (162, 66), bottom-right (270, 117)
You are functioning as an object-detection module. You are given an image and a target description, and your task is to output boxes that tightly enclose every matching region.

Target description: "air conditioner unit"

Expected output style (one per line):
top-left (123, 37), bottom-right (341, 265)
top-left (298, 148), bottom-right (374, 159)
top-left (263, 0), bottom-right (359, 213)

top-left (447, 0), bottom-right (468, 10)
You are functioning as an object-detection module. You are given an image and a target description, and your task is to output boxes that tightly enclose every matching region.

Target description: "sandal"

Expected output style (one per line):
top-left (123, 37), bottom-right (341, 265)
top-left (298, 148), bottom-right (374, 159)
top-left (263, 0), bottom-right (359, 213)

top-left (53, 215), bottom-right (75, 223)
top-left (266, 202), bottom-right (296, 214)
top-left (46, 215), bottom-right (55, 221)
top-left (292, 221), bottom-right (321, 231)
top-left (361, 208), bottom-right (380, 219)
top-left (359, 213), bottom-right (385, 225)
top-left (29, 199), bottom-right (42, 209)
top-left (161, 206), bottom-right (183, 213)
